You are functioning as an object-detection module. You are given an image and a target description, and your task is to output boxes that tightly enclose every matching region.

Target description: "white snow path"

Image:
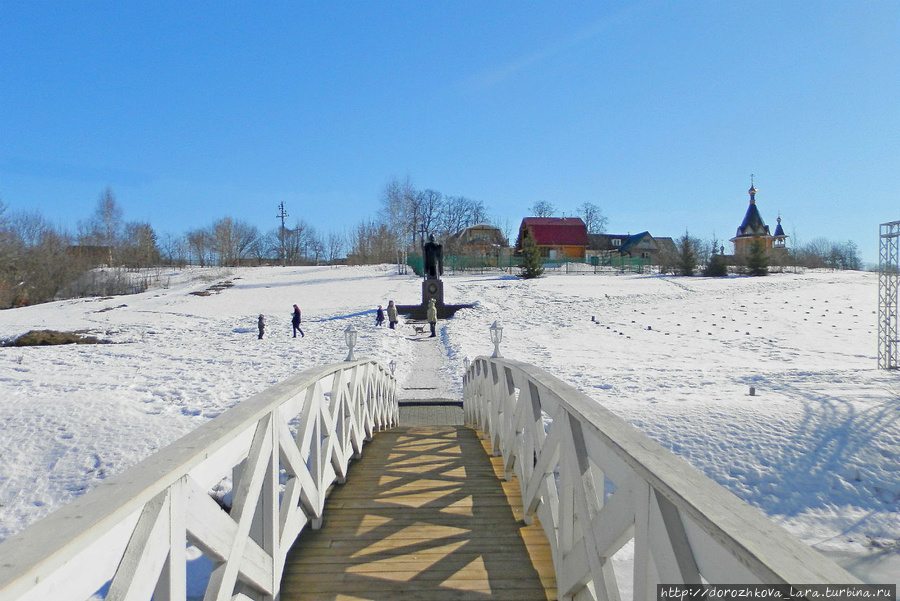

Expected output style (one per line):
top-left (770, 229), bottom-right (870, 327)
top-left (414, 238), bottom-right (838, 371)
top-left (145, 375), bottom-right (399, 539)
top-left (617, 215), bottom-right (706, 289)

top-left (396, 331), bottom-right (458, 403)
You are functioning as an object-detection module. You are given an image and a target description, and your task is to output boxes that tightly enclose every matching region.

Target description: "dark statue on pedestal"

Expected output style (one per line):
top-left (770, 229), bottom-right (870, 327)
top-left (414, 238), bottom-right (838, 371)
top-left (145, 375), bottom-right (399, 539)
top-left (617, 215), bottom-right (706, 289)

top-left (422, 234), bottom-right (444, 307)
top-left (423, 234), bottom-right (443, 280)
top-left (396, 233), bottom-right (472, 320)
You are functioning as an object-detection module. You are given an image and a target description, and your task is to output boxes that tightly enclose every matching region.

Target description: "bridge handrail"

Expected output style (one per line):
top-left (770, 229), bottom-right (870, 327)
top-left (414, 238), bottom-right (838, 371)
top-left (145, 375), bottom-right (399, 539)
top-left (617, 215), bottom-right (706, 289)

top-left (463, 357), bottom-right (862, 601)
top-left (0, 358), bottom-right (398, 601)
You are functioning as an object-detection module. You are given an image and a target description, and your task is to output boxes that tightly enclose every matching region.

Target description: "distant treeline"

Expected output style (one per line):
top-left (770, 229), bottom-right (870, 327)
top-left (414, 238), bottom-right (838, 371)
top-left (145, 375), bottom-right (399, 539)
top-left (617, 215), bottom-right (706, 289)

top-left (0, 182), bottom-right (867, 308)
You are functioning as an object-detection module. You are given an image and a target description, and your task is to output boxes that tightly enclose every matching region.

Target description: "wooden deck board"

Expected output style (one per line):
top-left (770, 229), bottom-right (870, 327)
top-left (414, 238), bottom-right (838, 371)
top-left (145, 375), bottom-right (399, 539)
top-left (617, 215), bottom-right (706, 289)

top-left (281, 426), bottom-right (557, 601)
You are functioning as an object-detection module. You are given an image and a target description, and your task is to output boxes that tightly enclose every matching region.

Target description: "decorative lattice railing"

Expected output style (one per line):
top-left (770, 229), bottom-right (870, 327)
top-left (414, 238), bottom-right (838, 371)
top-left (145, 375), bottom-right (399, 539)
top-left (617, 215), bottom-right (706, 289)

top-left (463, 357), bottom-right (862, 601)
top-left (0, 359), bottom-right (397, 601)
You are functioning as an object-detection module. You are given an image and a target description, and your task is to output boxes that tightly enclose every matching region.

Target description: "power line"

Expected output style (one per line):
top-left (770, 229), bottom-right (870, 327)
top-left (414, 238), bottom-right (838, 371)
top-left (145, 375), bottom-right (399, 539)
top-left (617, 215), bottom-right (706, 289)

top-left (277, 202), bottom-right (289, 267)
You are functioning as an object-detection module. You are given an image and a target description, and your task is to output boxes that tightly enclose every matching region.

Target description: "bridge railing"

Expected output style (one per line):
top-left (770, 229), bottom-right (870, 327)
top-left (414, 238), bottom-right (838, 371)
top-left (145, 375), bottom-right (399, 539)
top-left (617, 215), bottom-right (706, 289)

top-left (0, 359), bottom-right (398, 601)
top-left (463, 357), bottom-right (862, 601)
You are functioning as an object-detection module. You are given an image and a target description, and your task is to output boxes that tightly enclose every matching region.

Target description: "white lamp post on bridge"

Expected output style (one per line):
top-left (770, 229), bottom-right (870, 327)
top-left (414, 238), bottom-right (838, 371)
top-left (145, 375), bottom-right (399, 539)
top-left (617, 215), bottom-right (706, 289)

top-left (344, 324), bottom-right (358, 362)
top-left (490, 321), bottom-right (503, 358)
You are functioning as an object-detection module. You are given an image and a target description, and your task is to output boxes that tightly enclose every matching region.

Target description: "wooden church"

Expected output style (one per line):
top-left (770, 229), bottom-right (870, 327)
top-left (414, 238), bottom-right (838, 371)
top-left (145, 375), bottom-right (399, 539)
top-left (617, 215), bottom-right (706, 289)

top-left (730, 177), bottom-right (788, 258)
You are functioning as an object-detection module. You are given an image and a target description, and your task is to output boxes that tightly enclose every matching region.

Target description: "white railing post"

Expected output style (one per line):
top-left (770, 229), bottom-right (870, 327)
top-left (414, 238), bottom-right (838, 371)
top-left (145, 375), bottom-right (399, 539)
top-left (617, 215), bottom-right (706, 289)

top-left (0, 359), bottom-right (398, 601)
top-left (463, 357), bottom-right (864, 601)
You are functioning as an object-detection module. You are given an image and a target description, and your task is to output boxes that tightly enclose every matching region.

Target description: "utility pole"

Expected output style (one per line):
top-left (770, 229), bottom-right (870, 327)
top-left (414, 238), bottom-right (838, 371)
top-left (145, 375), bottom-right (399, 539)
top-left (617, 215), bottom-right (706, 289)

top-left (277, 202), bottom-right (289, 267)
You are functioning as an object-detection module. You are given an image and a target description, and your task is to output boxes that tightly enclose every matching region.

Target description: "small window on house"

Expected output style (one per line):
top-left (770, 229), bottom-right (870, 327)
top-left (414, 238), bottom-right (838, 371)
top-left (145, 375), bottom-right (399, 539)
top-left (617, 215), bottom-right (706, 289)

top-left (612, 239), bottom-right (622, 247)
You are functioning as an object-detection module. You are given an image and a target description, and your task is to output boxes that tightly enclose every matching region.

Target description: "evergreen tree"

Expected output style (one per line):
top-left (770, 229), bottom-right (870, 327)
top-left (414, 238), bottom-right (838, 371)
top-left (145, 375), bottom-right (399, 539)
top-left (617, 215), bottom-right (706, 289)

top-left (746, 239), bottom-right (769, 276)
top-left (519, 234), bottom-right (544, 279)
top-left (703, 240), bottom-right (728, 277)
top-left (676, 231), bottom-right (697, 276)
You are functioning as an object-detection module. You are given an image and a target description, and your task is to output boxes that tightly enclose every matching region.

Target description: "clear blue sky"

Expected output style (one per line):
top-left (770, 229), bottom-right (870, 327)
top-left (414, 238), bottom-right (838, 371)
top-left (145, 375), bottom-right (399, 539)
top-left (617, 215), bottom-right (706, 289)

top-left (1, 1), bottom-right (897, 264)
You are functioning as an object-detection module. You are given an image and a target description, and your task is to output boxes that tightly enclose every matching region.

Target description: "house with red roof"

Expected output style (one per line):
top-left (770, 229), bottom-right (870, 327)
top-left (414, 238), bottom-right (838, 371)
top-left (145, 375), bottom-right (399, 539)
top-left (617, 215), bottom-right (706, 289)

top-left (517, 217), bottom-right (589, 260)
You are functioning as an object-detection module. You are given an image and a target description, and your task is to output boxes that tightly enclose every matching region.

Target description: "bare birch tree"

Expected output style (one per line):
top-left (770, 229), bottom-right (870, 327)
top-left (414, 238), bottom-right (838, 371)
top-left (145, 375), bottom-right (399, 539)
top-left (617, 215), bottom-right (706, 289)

top-left (577, 202), bottom-right (608, 234)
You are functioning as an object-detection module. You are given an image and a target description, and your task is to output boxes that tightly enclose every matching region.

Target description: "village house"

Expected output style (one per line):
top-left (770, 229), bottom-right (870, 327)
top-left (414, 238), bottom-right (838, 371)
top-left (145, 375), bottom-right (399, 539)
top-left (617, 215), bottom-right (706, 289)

top-left (588, 232), bottom-right (676, 266)
top-left (447, 223), bottom-right (507, 254)
top-left (444, 223), bottom-right (509, 267)
top-left (517, 217), bottom-right (588, 260)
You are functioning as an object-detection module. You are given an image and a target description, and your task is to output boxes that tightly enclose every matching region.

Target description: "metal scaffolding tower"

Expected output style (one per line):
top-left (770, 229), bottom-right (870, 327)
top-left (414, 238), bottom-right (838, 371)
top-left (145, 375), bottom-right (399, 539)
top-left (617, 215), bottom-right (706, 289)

top-left (879, 220), bottom-right (900, 370)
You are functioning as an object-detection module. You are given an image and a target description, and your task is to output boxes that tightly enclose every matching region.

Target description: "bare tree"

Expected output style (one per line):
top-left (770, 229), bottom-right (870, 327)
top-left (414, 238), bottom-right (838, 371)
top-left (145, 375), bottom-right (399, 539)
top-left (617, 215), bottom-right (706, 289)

top-left (468, 199), bottom-right (488, 225)
top-left (530, 201), bottom-right (556, 218)
top-left (326, 230), bottom-right (345, 264)
top-left (380, 176), bottom-right (417, 267)
top-left (348, 219), bottom-right (395, 264)
top-left (416, 189), bottom-right (444, 242)
top-left (441, 195), bottom-right (483, 235)
top-left (120, 222), bottom-right (160, 268)
top-left (212, 217), bottom-right (259, 266)
top-left (577, 202), bottom-right (608, 234)
top-left (792, 237), bottom-right (862, 270)
top-left (78, 188), bottom-right (123, 265)
top-left (277, 219), bottom-right (316, 265)
top-left (187, 228), bottom-right (213, 267)
top-left (0, 209), bottom-right (85, 307)
top-left (308, 229), bottom-right (325, 265)
top-left (158, 233), bottom-right (188, 267)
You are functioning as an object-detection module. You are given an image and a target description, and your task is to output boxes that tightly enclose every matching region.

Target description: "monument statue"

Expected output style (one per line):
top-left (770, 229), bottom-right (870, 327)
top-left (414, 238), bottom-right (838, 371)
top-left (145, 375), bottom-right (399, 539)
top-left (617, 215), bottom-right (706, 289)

top-left (395, 232), bottom-right (472, 319)
top-left (423, 234), bottom-right (443, 280)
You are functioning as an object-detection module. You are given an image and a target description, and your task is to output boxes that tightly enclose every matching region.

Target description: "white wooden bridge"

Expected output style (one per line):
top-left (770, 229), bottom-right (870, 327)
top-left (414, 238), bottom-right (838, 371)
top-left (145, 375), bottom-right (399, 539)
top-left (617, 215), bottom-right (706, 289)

top-left (0, 356), bottom-right (866, 601)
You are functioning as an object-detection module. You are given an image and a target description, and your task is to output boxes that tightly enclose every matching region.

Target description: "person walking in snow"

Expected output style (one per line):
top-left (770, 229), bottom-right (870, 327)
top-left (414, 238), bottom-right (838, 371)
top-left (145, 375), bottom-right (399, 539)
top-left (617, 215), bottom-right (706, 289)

top-left (387, 300), bottom-right (398, 329)
top-left (258, 314), bottom-right (265, 339)
top-left (375, 305), bottom-right (385, 326)
top-left (426, 298), bottom-right (437, 338)
top-left (291, 304), bottom-right (304, 338)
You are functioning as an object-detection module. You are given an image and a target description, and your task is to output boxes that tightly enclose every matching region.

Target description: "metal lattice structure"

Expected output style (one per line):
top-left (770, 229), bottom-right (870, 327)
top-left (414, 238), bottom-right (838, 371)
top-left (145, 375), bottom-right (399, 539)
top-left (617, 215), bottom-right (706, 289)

top-left (879, 221), bottom-right (900, 370)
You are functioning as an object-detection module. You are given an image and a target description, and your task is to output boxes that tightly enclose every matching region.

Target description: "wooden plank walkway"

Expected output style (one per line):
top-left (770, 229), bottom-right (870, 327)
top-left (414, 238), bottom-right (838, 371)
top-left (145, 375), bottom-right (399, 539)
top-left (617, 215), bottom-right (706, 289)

top-left (282, 425), bottom-right (557, 601)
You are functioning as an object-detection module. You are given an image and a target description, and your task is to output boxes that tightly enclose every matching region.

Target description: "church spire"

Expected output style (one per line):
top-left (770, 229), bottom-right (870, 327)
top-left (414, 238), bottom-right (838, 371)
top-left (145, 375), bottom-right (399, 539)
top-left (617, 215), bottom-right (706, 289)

top-left (773, 214), bottom-right (786, 238)
top-left (748, 174), bottom-right (757, 204)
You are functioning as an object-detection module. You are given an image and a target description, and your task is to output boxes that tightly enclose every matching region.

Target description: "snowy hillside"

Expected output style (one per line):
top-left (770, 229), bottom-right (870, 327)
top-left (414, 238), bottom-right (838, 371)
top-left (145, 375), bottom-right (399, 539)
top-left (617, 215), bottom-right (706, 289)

top-left (0, 265), bottom-right (897, 586)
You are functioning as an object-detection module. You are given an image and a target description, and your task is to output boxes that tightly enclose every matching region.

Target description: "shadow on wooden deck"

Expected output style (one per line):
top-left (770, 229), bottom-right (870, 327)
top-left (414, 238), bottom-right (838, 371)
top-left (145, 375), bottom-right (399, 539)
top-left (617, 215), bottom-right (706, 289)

top-left (281, 426), bottom-right (556, 600)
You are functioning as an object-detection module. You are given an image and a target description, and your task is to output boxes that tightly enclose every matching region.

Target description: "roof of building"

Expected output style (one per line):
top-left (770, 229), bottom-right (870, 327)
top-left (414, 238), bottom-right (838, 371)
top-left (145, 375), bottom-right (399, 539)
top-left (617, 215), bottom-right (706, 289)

top-left (521, 217), bottom-right (589, 246)
top-left (773, 216), bottom-right (786, 238)
top-left (735, 185), bottom-right (771, 238)
top-left (460, 222), bottom-right (501, 232)
top-left (589, 232), bottom-right (675, 253)
top-left (588, 233), bottom-right (627, 250)
top-left (450, 223), bottom-right (507, 246)
top-left (619, 231), bottom-right (653, 254)
top-left (655, 237), bottom-right (677, 254)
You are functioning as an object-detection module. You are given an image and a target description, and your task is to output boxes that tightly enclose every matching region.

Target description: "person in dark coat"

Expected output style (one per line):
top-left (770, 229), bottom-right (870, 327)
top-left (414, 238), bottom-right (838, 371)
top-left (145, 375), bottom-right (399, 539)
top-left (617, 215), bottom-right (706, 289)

top-left (258, 314), bottom-right (265, 339)
top-left (387, 300), bottom-right (398, 329)
top-left (375, 305), bottom-right (385, 326)
top-left (291, 304), bottom-right (304, 338)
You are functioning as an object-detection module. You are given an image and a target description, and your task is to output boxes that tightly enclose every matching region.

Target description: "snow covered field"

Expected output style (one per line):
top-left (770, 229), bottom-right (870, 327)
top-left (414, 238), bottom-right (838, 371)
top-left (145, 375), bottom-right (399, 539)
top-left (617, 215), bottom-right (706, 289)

top-left (0, 265), bottom-right (898, 587)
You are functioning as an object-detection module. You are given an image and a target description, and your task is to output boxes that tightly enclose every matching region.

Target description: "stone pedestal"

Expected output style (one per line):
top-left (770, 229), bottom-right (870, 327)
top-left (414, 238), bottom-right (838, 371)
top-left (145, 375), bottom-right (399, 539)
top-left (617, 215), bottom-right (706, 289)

top-left (396, 278), bottom-right (472, 320)
top-left (422, 279), bottom-right (444, 307)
